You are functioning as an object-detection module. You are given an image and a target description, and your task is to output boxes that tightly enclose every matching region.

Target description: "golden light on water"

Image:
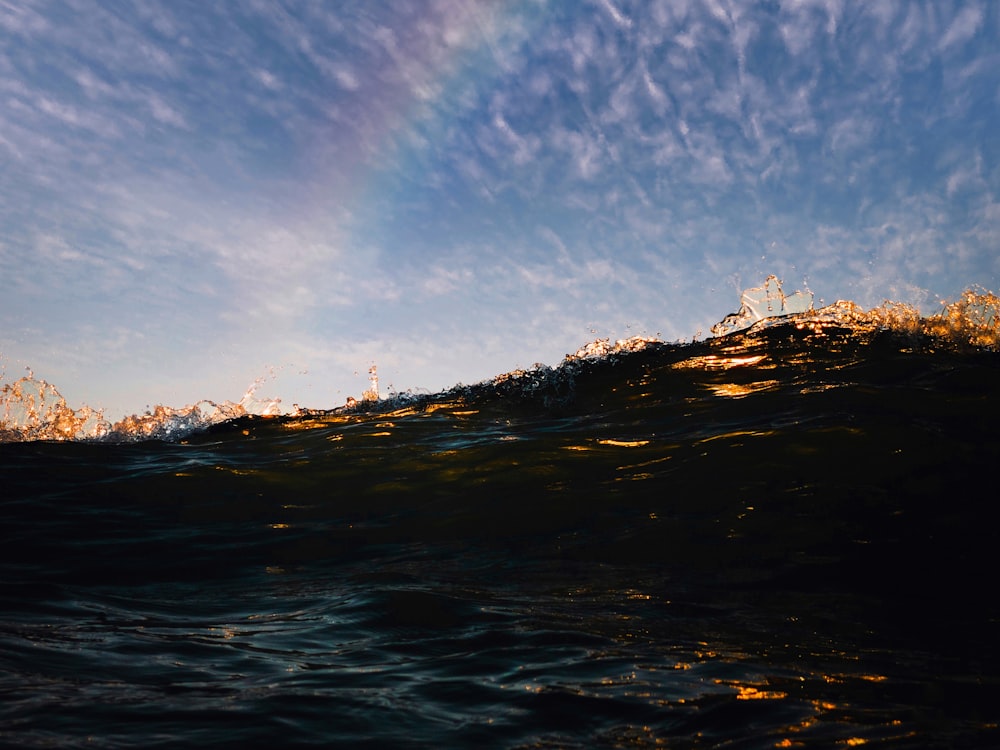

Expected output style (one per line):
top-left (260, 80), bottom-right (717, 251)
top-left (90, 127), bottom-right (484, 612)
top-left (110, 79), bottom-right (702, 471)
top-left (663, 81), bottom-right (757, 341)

top-left (673, 354), bottom-right (768, 370)
top-left (564, 438), bottom-right (655, 451)
top-left (696, 429), bottom-right (777, 445)
top-left (280, 414), bottom-right (355, 431)
top-left (717, 682), bottom-right (789, 701)
top-left (704, 380), bottom-right (780, 398)
top-left (214, 465), bottom-right (257, 476)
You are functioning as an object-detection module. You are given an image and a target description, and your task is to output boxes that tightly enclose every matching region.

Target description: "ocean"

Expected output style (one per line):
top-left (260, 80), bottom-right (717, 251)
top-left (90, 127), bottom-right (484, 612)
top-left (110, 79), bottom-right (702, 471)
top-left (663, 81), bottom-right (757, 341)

top-left (2, 283), bottom-right (1000, 748)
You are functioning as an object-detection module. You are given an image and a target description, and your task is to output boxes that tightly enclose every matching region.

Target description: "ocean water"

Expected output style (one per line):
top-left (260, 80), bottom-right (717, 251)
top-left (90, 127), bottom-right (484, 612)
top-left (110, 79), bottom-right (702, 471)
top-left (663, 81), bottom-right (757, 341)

top-left (3, 282), bottom-right (1000, 748)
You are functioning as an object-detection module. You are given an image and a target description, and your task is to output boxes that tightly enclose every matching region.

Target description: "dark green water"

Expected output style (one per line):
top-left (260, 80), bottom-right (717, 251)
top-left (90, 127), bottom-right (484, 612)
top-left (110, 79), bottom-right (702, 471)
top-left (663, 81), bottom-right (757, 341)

top-left (3, 321), bottom-right (999, 748)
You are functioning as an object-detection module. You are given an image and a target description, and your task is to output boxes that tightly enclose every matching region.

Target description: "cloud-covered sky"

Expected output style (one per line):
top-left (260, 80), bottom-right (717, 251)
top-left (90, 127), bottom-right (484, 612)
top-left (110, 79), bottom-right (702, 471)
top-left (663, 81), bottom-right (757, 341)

top-left (2, 0), bottom-right (998, 417)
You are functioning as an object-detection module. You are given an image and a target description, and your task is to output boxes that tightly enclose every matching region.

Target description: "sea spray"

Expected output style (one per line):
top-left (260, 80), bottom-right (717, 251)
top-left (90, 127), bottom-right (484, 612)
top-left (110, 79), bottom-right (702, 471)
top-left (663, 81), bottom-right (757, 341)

top-left (0, 375), bottom-right (283, 443)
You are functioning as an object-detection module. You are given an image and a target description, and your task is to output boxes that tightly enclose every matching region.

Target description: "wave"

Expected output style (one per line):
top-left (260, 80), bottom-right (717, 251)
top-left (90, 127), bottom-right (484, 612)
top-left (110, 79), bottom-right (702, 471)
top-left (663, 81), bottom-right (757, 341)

top-left (3, 276), bottom-right (999, 444)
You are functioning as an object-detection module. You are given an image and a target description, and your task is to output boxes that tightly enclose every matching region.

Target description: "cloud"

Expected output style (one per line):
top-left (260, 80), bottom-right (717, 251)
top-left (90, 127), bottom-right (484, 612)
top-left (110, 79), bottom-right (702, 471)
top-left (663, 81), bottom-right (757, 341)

top-left (146, 94), bottom-right (188, 128)
top-left (597, 0), bottom-right (633, 30)
top-left (0, 2), bottom-right (50, 36)
top-left (419, 265), bottom-right (474, 297)
top-left (778, 0), bottom-right (833, 57)
top-left (556, 127), bottom-right (606, 179)
top-left (939, 2), bottom-right (985, 51)
top-left (253, 68), bottom-right (282, 91)
top-left (32, 94), bottom-right (122, 137)
top-left (490, 112), bottom-right (541, 166)
top-left (34, 232), bottom-right (86, 264)
top-left (944, 151), bottom-right (988, 198)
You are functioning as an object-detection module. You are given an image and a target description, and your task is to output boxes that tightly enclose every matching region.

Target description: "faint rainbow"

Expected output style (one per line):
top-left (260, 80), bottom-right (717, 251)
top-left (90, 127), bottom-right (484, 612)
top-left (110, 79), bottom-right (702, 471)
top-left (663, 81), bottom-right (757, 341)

top-left (323, 2), bottom-right (551, 231)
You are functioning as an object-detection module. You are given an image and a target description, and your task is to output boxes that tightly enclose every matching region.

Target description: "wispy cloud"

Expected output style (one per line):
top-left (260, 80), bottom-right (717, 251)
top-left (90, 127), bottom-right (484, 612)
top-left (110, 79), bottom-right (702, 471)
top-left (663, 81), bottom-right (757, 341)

top-left (939, 2), bottom-right (986, 51)
top-left (597, 0), bottom-right (633, 30)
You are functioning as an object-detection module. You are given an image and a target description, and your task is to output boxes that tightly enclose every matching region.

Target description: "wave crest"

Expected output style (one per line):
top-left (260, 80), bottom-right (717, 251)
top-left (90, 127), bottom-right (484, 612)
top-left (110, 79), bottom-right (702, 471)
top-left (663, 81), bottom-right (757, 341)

top-left (4, 278), bottom-right (1000, 443)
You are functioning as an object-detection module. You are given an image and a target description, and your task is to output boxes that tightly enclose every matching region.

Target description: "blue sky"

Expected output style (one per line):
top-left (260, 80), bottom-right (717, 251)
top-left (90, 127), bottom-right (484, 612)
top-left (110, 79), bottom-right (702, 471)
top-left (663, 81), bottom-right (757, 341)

top-left (2, 0), bottom-right (998, 418)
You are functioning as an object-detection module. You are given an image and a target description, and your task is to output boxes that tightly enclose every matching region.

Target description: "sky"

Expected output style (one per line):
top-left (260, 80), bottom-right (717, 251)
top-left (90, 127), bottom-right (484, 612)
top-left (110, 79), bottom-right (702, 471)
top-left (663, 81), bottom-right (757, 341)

top-left (2, 0), bottom-right (998, 418)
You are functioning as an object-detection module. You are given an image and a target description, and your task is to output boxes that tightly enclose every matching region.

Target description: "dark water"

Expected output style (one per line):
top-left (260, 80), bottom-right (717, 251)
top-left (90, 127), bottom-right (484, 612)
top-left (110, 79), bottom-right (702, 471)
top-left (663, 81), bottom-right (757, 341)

top-left (3, 320), bottom-right (1000, 748)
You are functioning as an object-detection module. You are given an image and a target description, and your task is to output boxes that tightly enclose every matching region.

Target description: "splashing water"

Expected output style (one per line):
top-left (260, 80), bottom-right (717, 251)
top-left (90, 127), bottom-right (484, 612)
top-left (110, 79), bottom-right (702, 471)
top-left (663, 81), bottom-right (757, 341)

top-left (0, 375), bottom-right (109, 442)
top-left (0, 375), bottom-right (283, 443)
top-left (710, 275), bottom-right (814, 336)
